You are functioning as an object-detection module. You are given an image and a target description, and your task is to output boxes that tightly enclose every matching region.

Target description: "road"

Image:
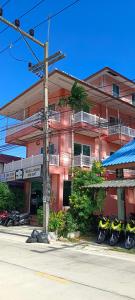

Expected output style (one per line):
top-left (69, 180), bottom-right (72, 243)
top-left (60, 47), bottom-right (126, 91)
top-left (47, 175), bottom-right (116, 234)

top-left (0, 233), bottom-right (135, 300)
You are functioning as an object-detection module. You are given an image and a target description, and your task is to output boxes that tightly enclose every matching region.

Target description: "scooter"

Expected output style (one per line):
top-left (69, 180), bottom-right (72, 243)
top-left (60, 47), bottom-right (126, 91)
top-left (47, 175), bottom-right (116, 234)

top-left (97, 216), bottom-right (110, 244)
top-left (4, 211), bottom-right (30, 226)
top-left (109, 217), bottom-right (124, 246)
top-left (0, 211), bottom-right (9, 225)
top-left (125, 217), bottom-right (135, 249)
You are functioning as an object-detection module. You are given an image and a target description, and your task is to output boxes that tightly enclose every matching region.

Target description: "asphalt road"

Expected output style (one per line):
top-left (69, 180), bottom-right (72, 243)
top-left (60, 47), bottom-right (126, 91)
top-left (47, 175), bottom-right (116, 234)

top-left (0, 233), bottom-right (135, 300)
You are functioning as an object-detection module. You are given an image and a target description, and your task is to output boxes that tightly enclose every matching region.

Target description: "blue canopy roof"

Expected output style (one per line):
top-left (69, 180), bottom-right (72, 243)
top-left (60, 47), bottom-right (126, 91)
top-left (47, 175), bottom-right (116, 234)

top-left (103, 139), bottom-right (135, 167)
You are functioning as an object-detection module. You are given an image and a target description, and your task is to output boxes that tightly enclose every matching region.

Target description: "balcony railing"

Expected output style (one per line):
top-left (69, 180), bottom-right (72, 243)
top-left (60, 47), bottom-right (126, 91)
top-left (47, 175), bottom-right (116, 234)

top-left (73, 111), bottom-right (107, 128)
top-left (6, 110), bottom-right (60, 137)
top-left (74, 155), bottom-right (95, 167)
top-left (4, 154), bottom-right (59, 172)
top-left (108, 125), bottom-right (135, 138)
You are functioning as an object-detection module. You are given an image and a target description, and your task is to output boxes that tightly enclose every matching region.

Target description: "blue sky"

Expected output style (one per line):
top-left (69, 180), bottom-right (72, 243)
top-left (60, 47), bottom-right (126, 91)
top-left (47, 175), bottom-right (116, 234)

top-left (0, 0), bottom-right (135, 157)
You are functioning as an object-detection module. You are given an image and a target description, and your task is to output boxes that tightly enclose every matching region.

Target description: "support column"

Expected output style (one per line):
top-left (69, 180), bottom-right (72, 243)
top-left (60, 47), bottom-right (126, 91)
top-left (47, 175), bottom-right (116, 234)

top-left (24, 181), bottom-right (31, 213)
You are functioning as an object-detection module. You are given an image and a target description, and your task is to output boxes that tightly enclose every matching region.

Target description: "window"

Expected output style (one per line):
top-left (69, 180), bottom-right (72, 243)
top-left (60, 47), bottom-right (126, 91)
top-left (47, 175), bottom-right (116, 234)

top-left (112, 84), bottom-right (119, 97)
top-left (40, 144), bottom-right (55, 155)
top-left (110, 151), bottom-right (114, 156)
top-left (74, 143), bottom-right (91, 156)
top-left (48, 104), bottom-right (55, 111)
top-left (109, 116), bottom-right (119, 125)
top-left (132, 94), bottom-right (135, 106)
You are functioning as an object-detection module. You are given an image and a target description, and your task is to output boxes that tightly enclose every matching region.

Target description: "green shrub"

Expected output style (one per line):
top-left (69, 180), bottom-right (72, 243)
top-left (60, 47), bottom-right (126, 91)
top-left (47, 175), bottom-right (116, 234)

top-left (0, 183), bottom-right (15, 211)
top-left (49, 211), bottom-right (65, 236)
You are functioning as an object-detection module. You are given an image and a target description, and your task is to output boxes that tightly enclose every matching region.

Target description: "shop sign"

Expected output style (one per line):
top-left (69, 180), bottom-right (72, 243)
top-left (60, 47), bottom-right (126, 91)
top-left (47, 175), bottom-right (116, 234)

top-left (23, 165), bottom-right (41, 179)
top-left (5, 171), bottom-right (15, 181)
top-left (15, 169), bottom-right (23, 180)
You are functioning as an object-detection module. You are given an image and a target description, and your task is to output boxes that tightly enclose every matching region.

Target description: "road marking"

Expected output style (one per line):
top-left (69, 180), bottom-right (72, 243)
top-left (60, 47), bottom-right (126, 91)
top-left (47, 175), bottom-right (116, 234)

top-left (36, 271), bottom-right (69, 284)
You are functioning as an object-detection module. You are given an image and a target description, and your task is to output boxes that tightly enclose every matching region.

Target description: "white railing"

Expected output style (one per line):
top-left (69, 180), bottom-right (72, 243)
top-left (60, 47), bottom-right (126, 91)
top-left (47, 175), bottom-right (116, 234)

top-left (4, 154), bottom-right (59, 172)
top-left (74, 155), bottom-right (95, 167)
top-left (108, 125), bottom-right (135, 137)
top-left (73, 111), bottom-right (107, 128)
top-left (6, 110), bottom-right (60, 137)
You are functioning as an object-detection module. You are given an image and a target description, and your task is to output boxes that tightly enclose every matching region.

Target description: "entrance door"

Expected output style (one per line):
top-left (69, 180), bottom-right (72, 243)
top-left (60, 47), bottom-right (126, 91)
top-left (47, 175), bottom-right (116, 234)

top-left (117, 188), bottom-right (125, 220)
top-left (63, 181), bottom-right (71, 206)
top-left (30, 181), bottom-right (43, 214)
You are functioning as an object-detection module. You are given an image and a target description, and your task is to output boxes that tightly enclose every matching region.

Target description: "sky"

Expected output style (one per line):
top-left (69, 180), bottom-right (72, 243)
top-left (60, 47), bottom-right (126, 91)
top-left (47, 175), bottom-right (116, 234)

top-left (0, 0), bottom-right (135, 157)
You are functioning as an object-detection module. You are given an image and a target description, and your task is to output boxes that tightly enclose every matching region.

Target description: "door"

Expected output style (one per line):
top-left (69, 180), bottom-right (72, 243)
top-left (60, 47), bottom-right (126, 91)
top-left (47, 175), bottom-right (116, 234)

top-left (63, 181), bottom-right (71, 206)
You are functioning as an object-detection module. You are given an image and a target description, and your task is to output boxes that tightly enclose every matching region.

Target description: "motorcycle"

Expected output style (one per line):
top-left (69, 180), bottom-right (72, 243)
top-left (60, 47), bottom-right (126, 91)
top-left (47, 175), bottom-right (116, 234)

top-left (109, 217), bottom-right (124, 246)
top-left (96, 216), bottom-right (110, 244)
top-left (0, 211), bottom-right (10, 225)
top-left (4, 211), bottom-right (30, 226)
top-left (125, 217), bottom-right (135, 249)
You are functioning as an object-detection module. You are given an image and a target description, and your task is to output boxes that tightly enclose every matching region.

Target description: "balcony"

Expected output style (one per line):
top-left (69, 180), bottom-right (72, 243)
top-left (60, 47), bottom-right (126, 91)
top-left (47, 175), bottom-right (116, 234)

top-left (73, 111), bottom-right (108, 136)
top-left (108, 125), bottom-right (135, 144)
top-left (4, 154), bottom-right (59, 172)
top-left (74, 155), bottom-right (94, 168)
top-left (74, 111), bottom-right (107, 126)
top-left (6, 111), bottom-right (60, 143)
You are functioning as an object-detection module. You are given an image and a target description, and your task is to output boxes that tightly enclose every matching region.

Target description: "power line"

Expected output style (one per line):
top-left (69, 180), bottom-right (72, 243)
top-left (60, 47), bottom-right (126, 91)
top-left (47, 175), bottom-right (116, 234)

top-left (0, 0), bottom-right (80, 55)
top-left (1, 0), bottom-right (10, 8)
top-left (0, 0), bottom-right (47, 34)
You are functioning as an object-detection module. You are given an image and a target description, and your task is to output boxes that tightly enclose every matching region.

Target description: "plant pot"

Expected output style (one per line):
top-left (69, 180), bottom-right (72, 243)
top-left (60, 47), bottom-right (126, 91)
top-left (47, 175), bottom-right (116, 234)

top-left (49, 231), bottom-right (58, 241)
top-left (67, 231), bottom-right (80, 239)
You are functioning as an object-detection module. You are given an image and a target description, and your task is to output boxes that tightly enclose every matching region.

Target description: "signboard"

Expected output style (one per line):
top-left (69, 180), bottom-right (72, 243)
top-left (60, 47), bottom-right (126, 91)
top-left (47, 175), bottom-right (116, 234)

top-left (23, 165), bottom-right (41, 179)
top-left (15, 169), bottom-right (23, 180)
top-left (5, 171), bottom-right (15, 182)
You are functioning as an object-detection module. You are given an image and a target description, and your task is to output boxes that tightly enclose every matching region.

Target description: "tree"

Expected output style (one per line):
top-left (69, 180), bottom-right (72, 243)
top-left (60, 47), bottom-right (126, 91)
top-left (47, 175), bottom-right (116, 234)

top-left (58, 81), bottom-right (90, 112)
top-left (69, 162), bottom-right (106, 233)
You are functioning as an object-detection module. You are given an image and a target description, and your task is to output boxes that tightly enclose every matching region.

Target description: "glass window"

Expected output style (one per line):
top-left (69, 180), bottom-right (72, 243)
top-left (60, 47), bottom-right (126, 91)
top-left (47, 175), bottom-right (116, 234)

top-left (48, 104), bottom-right (55, 111)
top-left (112, 84), bottom-right (119, 97)
top-left (132, 94), bottom-right (135, 106)
top-left (83, 145), bottom-right (90, 156)
top-left (49, 144), bottom-right (55, 154)
top-left (74, 143), bottom-right (81, 155)
top-left (74, 143), bottom-right (90, 156)
top-left (40, 144), bottom-right (55, 154)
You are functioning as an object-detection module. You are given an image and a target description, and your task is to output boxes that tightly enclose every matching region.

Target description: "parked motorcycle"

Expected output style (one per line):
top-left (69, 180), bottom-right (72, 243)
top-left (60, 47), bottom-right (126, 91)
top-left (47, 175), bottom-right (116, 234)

top-left (96, 216), bottom-right (110, 244)
top-left (4, 211), bottom-right (30, 226)
top-left (125, 217), bottom-right (135, 249)
top-left (0, 211), bottom-right (9, 225)
top-left (109, 217), bottom-right (124, 246)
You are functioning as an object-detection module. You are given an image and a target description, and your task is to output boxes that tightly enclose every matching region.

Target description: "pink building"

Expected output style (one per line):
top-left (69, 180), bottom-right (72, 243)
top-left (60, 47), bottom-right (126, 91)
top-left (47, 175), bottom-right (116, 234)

top-left (1, 67), bottom-right (135, 215)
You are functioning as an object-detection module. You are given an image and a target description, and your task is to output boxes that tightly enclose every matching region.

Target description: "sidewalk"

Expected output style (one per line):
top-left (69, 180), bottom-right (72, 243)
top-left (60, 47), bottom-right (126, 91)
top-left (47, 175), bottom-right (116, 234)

top-left (0, 225), bottom-right (135, 262)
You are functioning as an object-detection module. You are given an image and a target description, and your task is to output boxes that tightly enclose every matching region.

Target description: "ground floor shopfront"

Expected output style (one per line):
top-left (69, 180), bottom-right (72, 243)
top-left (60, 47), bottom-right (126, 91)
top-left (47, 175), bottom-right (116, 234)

top-left (2, 164), bottom-right (71, 215)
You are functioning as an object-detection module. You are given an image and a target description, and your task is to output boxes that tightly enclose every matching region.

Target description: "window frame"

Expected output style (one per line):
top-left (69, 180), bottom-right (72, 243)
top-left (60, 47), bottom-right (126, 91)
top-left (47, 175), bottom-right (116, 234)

top-left (112, 84), bottom-right (120, 97)
top-left (74, 142), bottom-right (91, 157)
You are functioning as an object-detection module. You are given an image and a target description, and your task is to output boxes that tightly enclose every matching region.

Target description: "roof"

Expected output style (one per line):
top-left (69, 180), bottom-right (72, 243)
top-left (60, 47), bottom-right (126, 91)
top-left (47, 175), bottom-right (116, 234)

top-left (84, 179), bottom-right (135, 188)
top-left (0, 154), bottom-right (20, 163)
top-left (84, 66), bottom-right (135, 88)
top-left (1, 69), bottom-right (135, 120)
top-left (103, 139), bottom-right (135, 167)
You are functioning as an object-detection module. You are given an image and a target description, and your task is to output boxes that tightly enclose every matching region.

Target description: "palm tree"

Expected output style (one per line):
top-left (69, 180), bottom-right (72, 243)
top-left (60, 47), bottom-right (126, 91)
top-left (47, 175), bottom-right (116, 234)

top-left (58, 81), bottom-right (90, 192)
top-left (59, 81), bottom-right (90, 112)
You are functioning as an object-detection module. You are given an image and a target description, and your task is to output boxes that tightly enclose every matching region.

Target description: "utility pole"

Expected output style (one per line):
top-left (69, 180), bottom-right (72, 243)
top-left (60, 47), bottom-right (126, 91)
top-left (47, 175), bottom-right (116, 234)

top-left (0, 11), bottom-right (65, 240)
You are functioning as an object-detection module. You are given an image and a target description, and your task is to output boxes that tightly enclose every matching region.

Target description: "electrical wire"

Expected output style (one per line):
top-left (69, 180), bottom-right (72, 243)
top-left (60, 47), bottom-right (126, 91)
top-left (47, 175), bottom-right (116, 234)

top-left (0, 0), bottom-right (47, 34)
top-left (1, 0), bottom-right (10, 8)
top-left (0, 0), bottom-right (80, 54)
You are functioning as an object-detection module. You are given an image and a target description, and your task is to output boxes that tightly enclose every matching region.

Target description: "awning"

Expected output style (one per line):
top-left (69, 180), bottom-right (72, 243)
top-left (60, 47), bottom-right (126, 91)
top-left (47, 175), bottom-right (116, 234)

top-left (84, 179), bottom-right (135, 189)
top-left (103, 139), bottom-right (135, 168)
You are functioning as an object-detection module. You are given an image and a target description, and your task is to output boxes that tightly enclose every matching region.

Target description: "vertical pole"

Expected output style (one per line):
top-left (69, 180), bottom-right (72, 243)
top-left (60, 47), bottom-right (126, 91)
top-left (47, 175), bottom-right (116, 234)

top-left (71, 111), bottom-right (74, 193)
top-left (43, 42), bottom-right (50, 234)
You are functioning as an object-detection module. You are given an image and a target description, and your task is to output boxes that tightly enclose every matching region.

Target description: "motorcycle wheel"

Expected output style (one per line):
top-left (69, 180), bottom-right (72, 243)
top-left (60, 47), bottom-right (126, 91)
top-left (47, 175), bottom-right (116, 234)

top-left (109, 233), bottom-right (118, 246)
top-left (6, 219), bottom-right (14, 227)
top-left (96, 231), bottom-right (106, 244)
top-left (125, 237), bottom-right (135, 250)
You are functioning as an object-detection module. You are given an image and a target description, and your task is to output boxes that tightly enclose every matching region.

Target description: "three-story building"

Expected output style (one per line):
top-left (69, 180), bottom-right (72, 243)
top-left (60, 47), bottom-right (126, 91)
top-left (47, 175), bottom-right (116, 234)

top-left (1, 67), bottom-right (135, 215)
